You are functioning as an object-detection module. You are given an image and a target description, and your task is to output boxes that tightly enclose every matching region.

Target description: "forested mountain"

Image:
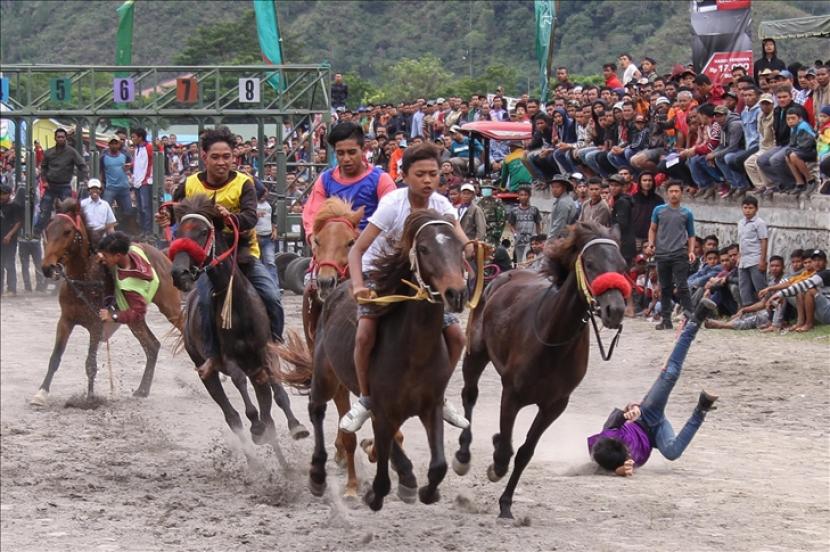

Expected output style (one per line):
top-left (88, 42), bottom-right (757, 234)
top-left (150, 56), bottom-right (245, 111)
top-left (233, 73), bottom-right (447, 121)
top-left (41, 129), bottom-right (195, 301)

top-left (1, 0), bottom-right (827, 101)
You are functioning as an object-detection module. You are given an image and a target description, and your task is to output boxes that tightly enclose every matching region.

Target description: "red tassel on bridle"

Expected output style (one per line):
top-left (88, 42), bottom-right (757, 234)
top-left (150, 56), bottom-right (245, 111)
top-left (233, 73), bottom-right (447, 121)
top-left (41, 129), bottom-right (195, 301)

top-left (168, 237), bottom-right (209, 266)
top-left (590, 271), bottom-right (632, 299)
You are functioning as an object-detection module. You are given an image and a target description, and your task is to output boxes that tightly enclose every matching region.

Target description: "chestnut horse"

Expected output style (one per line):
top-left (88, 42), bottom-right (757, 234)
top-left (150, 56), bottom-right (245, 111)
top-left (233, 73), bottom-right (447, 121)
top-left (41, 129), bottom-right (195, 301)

top-left (453, 222), bottom-right (630, 519)
top-left (34, 199), bottom-right (182, 405)
top-left (168, 195), bottom-right (307, 444)
top-left (280, 209), bottom-right (468, 510)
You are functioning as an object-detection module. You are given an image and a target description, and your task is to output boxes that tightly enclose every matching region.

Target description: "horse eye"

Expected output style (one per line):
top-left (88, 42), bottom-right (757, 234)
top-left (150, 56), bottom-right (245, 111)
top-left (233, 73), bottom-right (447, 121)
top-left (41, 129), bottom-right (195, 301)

top-left (417, 245), bottom-right (429, 255)
top-left (64, 230), bottom-right (71, 236)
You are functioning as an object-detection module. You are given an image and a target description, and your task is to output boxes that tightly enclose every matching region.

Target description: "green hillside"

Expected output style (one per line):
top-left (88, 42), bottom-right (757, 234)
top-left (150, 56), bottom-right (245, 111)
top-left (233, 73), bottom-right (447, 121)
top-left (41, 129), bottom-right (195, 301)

top-left (1, 0), bottom-right (827, 98)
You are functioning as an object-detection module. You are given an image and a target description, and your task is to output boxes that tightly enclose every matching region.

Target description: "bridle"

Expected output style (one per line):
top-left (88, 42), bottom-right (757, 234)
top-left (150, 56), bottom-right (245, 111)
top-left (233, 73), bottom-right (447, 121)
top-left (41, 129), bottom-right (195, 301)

top-left (309, 216), bottom-right (358, 285)
top-left (408, 219), bottom-right (455, 303)
top-left (168, 212), bottom-right (240, 273)
top-left (50, 212), bottom-right (91, 272)
top-left (532, 237), bottom-right (631, 361)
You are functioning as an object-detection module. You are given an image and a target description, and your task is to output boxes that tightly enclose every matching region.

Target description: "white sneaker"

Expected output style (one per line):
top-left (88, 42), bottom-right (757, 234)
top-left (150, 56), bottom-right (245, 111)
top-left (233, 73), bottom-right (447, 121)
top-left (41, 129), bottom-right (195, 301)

top-left (339, 401), bottom-right (371, 433)
top-left (443, 399), bottom-right (470, 429)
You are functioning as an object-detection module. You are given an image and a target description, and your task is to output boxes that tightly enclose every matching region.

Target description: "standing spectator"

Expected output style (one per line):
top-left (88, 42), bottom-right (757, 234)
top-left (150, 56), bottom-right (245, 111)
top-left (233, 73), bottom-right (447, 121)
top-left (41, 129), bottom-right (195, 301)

top-left (130, 128), bottom-right (154, 237)
top-left (630, 172), bottom-right (664, 251)
top-left (736, 195), bottom-right (768, 307)
top-left (648, 180), bottom-right (696, 330)
top-left (547, 175), bottom-right (579, 239)
top-left (813, 65), bottom-right (830, 128)
top-left (457, 183), bottom-right (486, 241)
top-left (331, 73), bottom-right (348, 109)
top-left (36, 128), bottom-right (88, 234)
top-left (618, 53), bottom-right (641, 86)
top-left (753, 39), bottom-right (787, 83)
top-left (0, 183), bottom-right (23, 296)
top-left (506, 186), bottom-right (542, 264)
top-left (100, 136), bottom-right (134, 226)
top-left (80, 179), bottom-right (116, 235)
top-left (14, 186), bottom-right (45, 292)
top-left (255, 186), bottom-right (279, 284)
top-left (603, 63), bottom-right (623, 90)
top-left (478, 182), bottom-right (506, 247)
top-left (578, 177), bottom-right (612, 227)
top-left (608, 175), bottom-right (636, 265)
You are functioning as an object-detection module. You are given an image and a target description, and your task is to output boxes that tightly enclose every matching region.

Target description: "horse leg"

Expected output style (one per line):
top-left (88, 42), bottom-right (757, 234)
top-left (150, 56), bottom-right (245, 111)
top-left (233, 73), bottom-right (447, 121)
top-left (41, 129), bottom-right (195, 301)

top-left (419, 403), bottom-right (447, 505)
top-left (126, 320), bottom-right (160, 398)
top-left (498, 398), bottom-right (569, 520)
top-left (228, 365), bottom-right (260, 430)
top-left (364, 418), bottom-right (393, 512)
top-left (200, 371), bottom-right (245, 435)
top-left (271, 381), bottom-right (310, 440)
top-left (32, 316), bottom-right (74, 405)
top-left (333, 385), bottom-right (359, 499)
top-left (250, 378), bottom-right (275, 445)
top-left (308, 395), bottom-right (328, 497)
top-left (85, 324), bottom-right (103, 399)
top-left (489, 389), bottom-right (520, 482)
top-left (454, 348), bottom-right (490, 475)
top-left (390, 432), bottom-right (418, 504)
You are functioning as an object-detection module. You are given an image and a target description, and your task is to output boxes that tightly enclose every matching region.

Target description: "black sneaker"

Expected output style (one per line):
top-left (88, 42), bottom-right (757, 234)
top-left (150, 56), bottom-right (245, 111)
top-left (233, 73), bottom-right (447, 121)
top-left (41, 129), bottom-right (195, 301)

top-left (697, 391), bottom-right (718, 412)
top-left (691, 297), bottom-right (718, 325)
top-left (655, 319), bottom-right (673, 330)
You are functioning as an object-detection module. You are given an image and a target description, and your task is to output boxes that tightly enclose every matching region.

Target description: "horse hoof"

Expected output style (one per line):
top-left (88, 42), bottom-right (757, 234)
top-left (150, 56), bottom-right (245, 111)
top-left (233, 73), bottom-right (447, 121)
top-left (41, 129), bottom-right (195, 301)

top-left (498, 510), bottom-right (514, 521)
top-left (487, 463), bottom-right (504, 483)
top-left (452, 455), bottom-right (471, 476)
top-left (30, 389), bottom-right (49, 407)
top-left (418, 486), bottom-right (440, 505)
top-left (364, 490), bottom-right (383, 511)
top-left (290, 423), bottom-right (310, 440)
top-left (397, 483), bottom-right (418, 504)
top-left (309, 478), bottom-right (326, 497)
top-left (132, 388), bottom-right (149, 398)
top-left (343, 486), bottom-right (358, 501)
top-left (360, 438), bottom-right (377, 463)
top-left (250, 422), bottom-right (267, 445)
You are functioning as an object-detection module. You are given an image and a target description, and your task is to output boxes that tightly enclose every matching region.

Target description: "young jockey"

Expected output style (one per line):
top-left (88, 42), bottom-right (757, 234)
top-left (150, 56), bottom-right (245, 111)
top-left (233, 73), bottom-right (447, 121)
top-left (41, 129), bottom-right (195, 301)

top-left (97, 231), bottom-right (158, 324)
top-left (340, 143), bottom-right (472, 433)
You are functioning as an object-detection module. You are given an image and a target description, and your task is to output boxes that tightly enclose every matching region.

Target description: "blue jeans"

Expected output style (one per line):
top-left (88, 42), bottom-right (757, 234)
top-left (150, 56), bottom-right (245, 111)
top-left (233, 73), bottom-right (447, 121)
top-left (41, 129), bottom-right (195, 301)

top-left (133, 185), bottom-right (153, 234)
top-left (103, 186), bottom-right (134, 216)
top-left (716, 154), bottom-right (750, 190)
top-left (757, 146), bottom-right (794, 190)
top-left (257, 234), bottom-right (279, 285)
top-left (639, 322), bottom-right (706, 460)
top-left (552, 148), bottom-right (577, 174)
top-left (35, 184), bottom-right (73, 232)
top-left (198, 259), bottom-right (285, 358)
top-left (583, 149), bottom-right (607, 176)
top-left (688, 156), bottom-right (723, 189)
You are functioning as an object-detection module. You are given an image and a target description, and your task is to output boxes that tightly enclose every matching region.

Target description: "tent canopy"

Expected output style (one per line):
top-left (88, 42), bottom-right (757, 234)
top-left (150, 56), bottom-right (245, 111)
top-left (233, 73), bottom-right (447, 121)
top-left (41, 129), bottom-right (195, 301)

top-left (759, 15), bottom-right (830, 40)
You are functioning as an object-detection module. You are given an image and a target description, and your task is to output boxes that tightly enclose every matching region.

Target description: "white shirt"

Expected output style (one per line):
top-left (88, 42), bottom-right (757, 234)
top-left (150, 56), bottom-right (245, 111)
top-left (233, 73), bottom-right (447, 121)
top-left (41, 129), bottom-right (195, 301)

top-left (132, 144), bottom-right (150, 188)
top-left (622, 64), bottom-right (639, 86)
top-left (362, 187), bottom-right (456, 273)
top-left (81, 196), bottom-right (116, 231)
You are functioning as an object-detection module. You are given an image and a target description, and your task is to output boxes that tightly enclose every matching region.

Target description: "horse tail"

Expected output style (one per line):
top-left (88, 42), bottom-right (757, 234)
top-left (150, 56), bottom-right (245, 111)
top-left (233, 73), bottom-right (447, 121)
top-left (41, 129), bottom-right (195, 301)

top-left (275, 330), bottom-right (313, 392)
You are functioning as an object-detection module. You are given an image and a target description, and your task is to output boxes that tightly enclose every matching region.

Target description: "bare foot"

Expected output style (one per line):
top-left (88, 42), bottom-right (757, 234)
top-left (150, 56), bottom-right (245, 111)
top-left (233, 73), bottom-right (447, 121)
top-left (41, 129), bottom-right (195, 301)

top-left (759, 325), bottom-right (778, 333)
top-left (196, 358), bottom-right (218, 380)
top-left (795, 325), bottom-right (813, 333)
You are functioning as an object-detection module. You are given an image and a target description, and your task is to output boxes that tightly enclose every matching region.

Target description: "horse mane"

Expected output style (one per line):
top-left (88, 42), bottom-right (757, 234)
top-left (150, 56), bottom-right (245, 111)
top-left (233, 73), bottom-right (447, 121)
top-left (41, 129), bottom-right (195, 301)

top-left (541, 222), bottom-right (616, 286)
top-left (370, 209), bottom-right (453, 297)
top-left (312, 197), bottom-right (362, 236)
top-left (172, 194), bottom-right (224, 228)
top-left (55, 197), bottom-right (90, 229)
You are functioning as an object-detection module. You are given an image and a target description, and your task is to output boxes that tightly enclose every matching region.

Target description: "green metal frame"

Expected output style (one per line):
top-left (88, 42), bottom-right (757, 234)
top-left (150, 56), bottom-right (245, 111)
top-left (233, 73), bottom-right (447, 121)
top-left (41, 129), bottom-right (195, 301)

top-left (1, 64), bottom-right (332, 240)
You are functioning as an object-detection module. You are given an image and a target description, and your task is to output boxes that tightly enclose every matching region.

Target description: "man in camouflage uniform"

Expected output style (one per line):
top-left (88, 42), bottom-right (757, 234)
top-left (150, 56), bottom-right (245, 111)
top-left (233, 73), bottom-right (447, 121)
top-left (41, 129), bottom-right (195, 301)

top-left (478, 181), bottom-right (506, 247)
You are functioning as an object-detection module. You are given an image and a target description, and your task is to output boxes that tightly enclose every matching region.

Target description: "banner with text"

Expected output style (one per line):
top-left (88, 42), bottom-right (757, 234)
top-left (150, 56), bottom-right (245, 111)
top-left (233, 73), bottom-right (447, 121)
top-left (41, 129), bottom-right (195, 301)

top-left (690, 0), bottom-right (753, 83)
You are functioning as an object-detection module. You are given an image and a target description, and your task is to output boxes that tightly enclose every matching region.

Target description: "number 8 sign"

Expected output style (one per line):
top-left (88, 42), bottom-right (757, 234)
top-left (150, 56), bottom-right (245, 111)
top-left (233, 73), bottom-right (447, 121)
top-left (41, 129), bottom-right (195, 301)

top-left (113, 78), bottom-right (135, 103)
top-left (238, 78), bottom-right (260, 103)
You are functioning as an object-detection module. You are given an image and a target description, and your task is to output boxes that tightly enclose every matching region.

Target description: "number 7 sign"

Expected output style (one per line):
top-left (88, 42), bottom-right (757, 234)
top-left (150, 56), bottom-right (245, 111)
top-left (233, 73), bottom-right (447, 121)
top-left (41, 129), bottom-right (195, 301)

top-left (176, 76), bottom-right (199, 104)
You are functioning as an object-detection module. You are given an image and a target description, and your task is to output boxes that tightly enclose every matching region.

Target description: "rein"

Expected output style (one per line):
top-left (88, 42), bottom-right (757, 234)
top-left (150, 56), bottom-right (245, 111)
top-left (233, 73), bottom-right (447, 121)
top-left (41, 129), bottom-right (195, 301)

top-left (531, 237), bottom-right (628, 361)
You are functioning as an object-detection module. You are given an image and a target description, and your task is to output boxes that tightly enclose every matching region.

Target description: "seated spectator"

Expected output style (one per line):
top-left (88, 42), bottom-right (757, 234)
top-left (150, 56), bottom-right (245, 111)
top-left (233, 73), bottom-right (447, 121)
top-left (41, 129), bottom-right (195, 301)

top-left (771, 249), bottom-right (829, 331)
top-left (709, 105), bottom-right (747, 198)
top-left (783, 107), bottom-right (818, 196)
top-left (688, 249), bottom-right (721, 294)
top-left (682, 103), bottom-right (723, 198)
top-left (705, 255), bottom-right (786, 331)
top-left (699, 247), bottom-right (739, 316)
top-left (757, 86), bottom-right (809, 193)
top-left (498, 141), bottom-right (533, 191)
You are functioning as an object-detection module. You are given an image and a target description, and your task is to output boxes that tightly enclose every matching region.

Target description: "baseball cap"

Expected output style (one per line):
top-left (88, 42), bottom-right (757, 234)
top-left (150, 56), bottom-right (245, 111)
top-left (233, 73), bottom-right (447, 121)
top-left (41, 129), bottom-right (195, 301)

top-left (806, 67), bottom-right (817, 77)
top-left (759, 93), bottom-right (774, 104)
top-left (570, 172), bottom-right (585, 183)
top-left (759, 68), bottom-right (774, 76)
top-left (778, 69), bottom-right (793, 79)
top-left (436, 97), bottom-right (446, 103)
top-left (449, 124), bottom-right (464, 134)
top-left (608, 174), bottom-right (626, 184)
top-left (655, 96), bottom-right (671, 106)
top-left (108, 135), bottom-right (121, 143)
top-left (460, 183), bottom-right (476, 193)
top-left (550, 174), bottom-right (572, 187)
top-left (335, 106), bottom-right (346, 112)
top-left (638, 77), bottom-right (650, 85)
top-left (87, 178), bottom-right (102, 189)
top-left (612, 101), bottom-right (624, 111)
top-left (714, 105), bottom-right (730, 116)
top-left (810, 249), bottom-right (827, 260)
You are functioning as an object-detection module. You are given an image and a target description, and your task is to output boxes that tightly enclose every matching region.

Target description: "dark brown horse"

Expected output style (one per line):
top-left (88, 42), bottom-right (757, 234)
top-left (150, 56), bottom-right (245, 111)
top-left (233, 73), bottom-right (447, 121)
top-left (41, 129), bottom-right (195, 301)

top-left (168, 195), bottom-right (307, 444)
top-left (280, 209), bottom-right (468, 510)
top-left (33, 199), bottom-right (183, 405)
top-left (453, 222), bottom-right (630, 519)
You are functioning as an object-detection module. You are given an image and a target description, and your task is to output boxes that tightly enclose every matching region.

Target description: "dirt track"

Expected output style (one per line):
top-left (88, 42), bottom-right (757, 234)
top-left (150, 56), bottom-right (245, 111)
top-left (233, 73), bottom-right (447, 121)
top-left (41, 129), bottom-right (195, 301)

top-left (1, 293), bottom-right (829, 551)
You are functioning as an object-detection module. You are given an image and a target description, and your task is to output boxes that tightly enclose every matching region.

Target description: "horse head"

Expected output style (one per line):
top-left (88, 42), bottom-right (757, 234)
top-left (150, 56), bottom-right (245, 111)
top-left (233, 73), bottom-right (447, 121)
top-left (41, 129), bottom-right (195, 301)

top-left (42, 198), bottom-right (88, 279)
top-left (546, 222), bottom-right (630, 329)
top-left (168, 195), bottom-right (225, 292)
top-left (397, 209), bottom-right (468, 313)
top-left (311, 198), bottom-right (363, 301)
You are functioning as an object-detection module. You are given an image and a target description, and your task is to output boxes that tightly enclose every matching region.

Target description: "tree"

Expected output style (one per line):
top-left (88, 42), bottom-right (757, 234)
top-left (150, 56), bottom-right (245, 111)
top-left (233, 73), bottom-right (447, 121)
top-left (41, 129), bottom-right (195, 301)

top-left (376, 56), bottom-right (453, 102)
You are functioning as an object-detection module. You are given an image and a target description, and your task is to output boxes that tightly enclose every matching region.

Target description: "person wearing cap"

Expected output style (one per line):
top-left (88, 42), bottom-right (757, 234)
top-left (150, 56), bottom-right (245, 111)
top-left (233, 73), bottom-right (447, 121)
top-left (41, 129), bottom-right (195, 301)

top-left (771, 249), bottom-right (830, 331)
top-left (547, 175), bottom-right (578, 240)
top-left (80, 179), bottom-right (116, 235)
top-left (753, 38), bottom-right (787, 83)
top-left (0, 183), bottom-right (23, 296)
top-left (457, 183), bottom-right (486, 241)
top-left (631, 97), bottom-right (673, 173)
top-left (693, 75), bottom-right (724, 106)
top-left (707, 104), bottom-right (748, 198)
top-left (36, 128), bottom-right (89, 235)
top-left (498, 141), bottom-right (533, 192)
top-left (758, 86), bottom-right (810, 194)
top-left (745, 93), bottom-right (777, 191)
top-left (477, 181), bottom-right (506, 247)
top-left (100, 135), bottom-right (134, 225)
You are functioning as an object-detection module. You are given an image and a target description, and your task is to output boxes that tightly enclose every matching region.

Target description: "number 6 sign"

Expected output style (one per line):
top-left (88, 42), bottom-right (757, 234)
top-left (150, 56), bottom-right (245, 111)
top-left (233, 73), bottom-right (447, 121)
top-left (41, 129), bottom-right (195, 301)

top-left (113, 78), bottom-right (135, 103)
top-left (238, 78), bottom-right (260, 103)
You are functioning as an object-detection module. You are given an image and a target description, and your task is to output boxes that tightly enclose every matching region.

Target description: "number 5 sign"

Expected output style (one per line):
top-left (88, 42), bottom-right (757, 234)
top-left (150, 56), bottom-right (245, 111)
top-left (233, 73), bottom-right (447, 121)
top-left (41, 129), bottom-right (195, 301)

top-left (113, 78), bottom-right (135, 103)
top-left (49, 77), bottom-right (72, 102)
top-left (238, 78), bottom-right (260, 103)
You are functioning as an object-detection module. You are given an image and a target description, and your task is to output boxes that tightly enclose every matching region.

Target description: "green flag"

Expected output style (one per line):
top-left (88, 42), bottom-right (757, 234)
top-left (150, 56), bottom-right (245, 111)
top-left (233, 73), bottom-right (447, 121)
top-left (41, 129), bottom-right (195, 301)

top-left (115, 0), bottom-right (135, 69)
top-left (534, 0), bottom-right (555, 101)
top-left (253, 0), bottom-right (284, 90)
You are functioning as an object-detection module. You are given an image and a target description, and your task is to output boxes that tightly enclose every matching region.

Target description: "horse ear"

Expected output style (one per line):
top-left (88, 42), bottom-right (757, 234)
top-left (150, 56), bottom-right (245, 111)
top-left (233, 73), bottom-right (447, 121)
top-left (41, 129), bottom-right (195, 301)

top-left (609, 224), bottom-right (622, 245)
top-left (351, 206), bottom-right (365, 226)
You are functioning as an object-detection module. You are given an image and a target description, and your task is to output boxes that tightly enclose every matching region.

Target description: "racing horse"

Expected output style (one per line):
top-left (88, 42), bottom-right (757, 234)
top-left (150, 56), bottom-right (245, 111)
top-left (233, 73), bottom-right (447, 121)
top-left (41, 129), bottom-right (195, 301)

top-left (280, 209), bottom-right (468, 510)
top-left (453, 222), bottom-right (631, 519)
top-left (34, 199), bottom-right (183, 405)
top-left (168, 195), bottom-right (308, 444)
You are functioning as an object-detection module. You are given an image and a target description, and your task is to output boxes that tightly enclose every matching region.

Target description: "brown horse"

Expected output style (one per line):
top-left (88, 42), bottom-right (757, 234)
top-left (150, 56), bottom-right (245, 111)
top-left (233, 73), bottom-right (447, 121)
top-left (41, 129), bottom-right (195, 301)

top-left (453, 222), bottom-right (630, 519)
top-left (168, 195), bottom-right (307, 444)
top-left (33, 199), bottom-right (182, 405)
top-left (280, 209), bottom-right (468, 510)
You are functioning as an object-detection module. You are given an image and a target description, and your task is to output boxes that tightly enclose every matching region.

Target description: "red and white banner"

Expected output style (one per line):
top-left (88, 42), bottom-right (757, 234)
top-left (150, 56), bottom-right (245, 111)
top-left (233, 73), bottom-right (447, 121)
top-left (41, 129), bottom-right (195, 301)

top-left (690, 0), bottom-right (753, 83)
